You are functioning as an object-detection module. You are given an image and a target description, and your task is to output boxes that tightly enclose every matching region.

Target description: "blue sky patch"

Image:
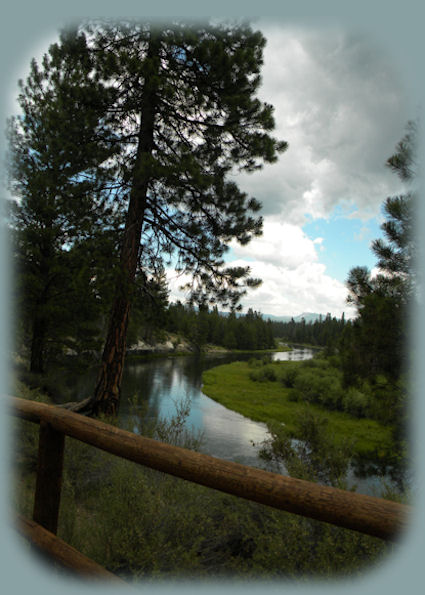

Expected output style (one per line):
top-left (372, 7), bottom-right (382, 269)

top-left (303, 209), bottom-right (383, 283)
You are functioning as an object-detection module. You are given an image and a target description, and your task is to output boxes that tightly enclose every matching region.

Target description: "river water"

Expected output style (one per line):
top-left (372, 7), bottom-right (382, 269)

top-left (54, 347), bottom-right (401, 496)
top-left (58, 350), bottom-right (306, 465)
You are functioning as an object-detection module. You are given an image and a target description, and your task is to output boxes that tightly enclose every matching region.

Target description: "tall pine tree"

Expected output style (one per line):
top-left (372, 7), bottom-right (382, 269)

top-left (344, 121), bottom-right (418, 381)
top-left (63, 20), bottom-right (288, 414)
top-left (7, 31), bottom-right (119, 372)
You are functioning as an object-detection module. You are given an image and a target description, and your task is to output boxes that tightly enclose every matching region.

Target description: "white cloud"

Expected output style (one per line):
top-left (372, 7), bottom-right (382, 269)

top-left (229, 257), bottom-right (355, 318)
top-left (229, 220), bottom-right (356, 317)
top-left (234, 24), bottom-right (412, 226)
top-left (230, 221), bottom-right (318, 269)
top-left (166, 221), bottom-right (356, 318)
top-left (163, 26), bottom-right (412, 319)
top-left (206, 23), bottom-right (412, 318)
top-left (165, 269), bottom-right (193, 303)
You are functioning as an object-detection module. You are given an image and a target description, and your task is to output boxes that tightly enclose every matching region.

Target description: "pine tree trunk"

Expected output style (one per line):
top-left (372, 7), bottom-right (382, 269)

top-left (92, 35), bottom-right (161, 416)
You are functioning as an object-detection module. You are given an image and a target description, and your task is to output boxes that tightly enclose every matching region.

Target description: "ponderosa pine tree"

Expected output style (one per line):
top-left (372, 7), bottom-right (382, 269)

top-left (343, 121), bottom-right (418, 382)
top-left (62, 20), bottom-right (288, 414)
top-left (7, 31), bottom-right (120, 372)
top-left (372, 120), bottom-right (417, 295)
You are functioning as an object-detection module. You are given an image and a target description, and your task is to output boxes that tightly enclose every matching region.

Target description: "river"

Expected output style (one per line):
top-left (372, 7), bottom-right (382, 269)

top-left (56, 350), bottom-right (307, 466)
top-left (52, 347), bottom-right (403, 496)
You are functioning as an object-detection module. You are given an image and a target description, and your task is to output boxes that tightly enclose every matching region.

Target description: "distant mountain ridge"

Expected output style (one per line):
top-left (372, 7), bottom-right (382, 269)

top-left (216, 309), bottom-right (324, 323)
top-left (185, 305), bottom-right (326, 323)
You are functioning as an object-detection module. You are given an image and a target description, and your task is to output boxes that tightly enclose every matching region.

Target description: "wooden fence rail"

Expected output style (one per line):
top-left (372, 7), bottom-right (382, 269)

top-left (16, 515), bottom-right (127, 584)
top-left (9, 396), bottom-right (411, 577)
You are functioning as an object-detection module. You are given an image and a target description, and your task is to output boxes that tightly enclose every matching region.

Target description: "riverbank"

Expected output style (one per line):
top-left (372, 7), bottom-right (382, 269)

top-left (126, 333), bottom-right (292, 357)
top-left (202, 360), bottom-right (394, 459)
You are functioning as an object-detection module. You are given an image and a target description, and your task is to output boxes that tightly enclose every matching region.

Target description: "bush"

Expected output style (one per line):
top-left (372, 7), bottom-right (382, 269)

top-left (288, 390), bottom-right (300, 402)
top-left (262, 365), bottom-right (277, 382)
top-left (248, 370), bottom-right (259, 382)
top-left (301, 356), bottom-right (327, 369)
top-left (261, 354), bottom-right (273, 365)
top-left (342, 387), bottom-right (369, 418)
top-left (279, 366), bottom-right (298, 388)
top-left (249, 364), bottom-right (277, 382)
top-left (259, 411), bottom-right (354, 487)
top-left (316, 375), bottom-right (343, 410)
top-left (248, 357), bottom-right (263, 368)
top-left (292, 369), bottom-right (319, 403)
top-left (291, 363), bottom-right (343, 410)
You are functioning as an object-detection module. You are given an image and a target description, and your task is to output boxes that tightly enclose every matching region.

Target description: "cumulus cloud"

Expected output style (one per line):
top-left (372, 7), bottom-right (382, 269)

top-left (166, 24), bottom-right (411, 319)
top-left (230, 221), bottom-right (319, 268)
top-left (229, 221), bottom-right (356, 317)
top-left (166, 221), bottom-right (356, 318)
top-left (234, 23), bottom-right (411, 225)
top-left (221, 257), bottom-right (355, 318)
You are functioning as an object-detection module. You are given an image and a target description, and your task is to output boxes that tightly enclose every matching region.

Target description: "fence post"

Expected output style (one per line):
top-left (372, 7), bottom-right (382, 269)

top-left (33, 421), bottom-right (65, 535)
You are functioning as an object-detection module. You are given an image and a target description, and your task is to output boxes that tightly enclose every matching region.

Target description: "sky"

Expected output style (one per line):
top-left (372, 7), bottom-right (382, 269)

top-left (166, 23), bottom-right (415, 319)
top-left (6, 21), bottom-right (415, 320)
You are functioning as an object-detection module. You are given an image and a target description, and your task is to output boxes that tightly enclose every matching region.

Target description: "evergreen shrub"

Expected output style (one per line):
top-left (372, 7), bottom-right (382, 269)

top-left (279, 366), bottom-right (299, 388)
top-left (342, 387), bottom-right (369, 418)
top-left (249, 365), bottom-right (277, 382)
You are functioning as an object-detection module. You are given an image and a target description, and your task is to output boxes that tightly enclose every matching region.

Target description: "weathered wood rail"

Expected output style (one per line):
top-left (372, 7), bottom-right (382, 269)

top-left (16, 515), bottom-right (126, 583)
top-left (10, 396), bottom-right (410, 580)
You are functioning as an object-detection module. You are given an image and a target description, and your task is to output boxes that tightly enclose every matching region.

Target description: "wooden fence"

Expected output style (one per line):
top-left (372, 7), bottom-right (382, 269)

top-left (10, 396), bottom-right (410, 581)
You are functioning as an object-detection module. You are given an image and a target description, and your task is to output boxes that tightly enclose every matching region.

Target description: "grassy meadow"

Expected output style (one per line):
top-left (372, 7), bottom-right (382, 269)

top-left (202, 358), bottom-right (394, 459)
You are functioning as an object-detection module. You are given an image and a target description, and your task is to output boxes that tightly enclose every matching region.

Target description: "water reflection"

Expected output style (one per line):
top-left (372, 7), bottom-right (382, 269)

top-left (273, 347), bottom-right (315, 361)
top-left (117, 350), bottom-right (318, 467)
top-left (122, 353), bottom-right (275, 466)
top-left (50, 348), bottom-right (402, 494)
top-left (54, 352), bottom-right (290, 467)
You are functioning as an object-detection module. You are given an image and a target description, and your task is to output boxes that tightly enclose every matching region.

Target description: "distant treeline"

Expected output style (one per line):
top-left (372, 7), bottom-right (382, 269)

top-left (129, 298), bottom-right (348, 353)
top-left (269, 314), bottom-right (347, 349)
top-left (165, 303), bottom-right (275, 352)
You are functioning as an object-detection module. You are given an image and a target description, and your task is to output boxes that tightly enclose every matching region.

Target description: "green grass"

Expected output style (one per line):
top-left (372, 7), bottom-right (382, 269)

top-left (202, 361), bottom-right (393, 458)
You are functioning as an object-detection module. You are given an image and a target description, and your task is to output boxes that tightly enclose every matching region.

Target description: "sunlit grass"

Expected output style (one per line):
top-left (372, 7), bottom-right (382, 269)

top-left (202, 361), bottom-right (393, 457)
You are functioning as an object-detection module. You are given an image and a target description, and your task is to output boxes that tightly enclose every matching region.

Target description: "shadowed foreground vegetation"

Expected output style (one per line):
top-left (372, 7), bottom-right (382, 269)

top-left (12, 380), bottom-right (397, 583)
